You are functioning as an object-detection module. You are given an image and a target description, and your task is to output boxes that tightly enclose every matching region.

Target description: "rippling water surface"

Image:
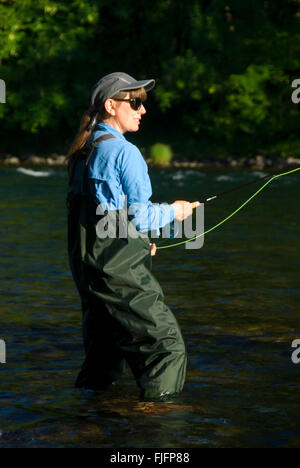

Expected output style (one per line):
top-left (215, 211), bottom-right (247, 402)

top-left (0, 166), bottom-right (299, 448)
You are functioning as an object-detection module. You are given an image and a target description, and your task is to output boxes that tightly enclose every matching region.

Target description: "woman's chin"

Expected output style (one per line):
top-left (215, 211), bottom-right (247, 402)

top-left (129, 125), bottom-right (140, 133)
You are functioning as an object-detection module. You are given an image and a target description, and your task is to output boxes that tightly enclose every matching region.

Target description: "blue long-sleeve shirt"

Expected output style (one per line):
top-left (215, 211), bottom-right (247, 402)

top-left (71, 123), bottom-right (174, 234)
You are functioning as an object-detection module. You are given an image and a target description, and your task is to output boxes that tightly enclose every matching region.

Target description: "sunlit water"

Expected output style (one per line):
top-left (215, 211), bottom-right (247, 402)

top-left (0, 166), bottom-right (299, 448)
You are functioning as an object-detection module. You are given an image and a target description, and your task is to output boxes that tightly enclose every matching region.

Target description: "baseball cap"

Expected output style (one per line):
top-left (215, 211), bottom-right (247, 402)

top-left (89, 72), bottom-right (155, 107)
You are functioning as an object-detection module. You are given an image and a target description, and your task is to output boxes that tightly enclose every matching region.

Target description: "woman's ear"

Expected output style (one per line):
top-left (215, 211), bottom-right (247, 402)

top-left (104, 98), bottom-right (116, 116)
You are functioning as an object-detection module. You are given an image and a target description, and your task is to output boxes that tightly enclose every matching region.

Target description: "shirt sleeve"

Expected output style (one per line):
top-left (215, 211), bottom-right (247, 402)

top-left (118, 144), bottom-right (175, 234)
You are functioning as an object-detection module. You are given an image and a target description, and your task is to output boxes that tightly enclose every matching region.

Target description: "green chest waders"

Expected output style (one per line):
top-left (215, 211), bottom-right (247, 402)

top-left (67, 135), bottom-right (187, 400)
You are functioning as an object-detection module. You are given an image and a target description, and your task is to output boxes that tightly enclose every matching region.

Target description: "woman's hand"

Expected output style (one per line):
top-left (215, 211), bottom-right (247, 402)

top-left (150, 243), bottom-right (157, 256)
top-left (171, 200), bottom-right (198, 222)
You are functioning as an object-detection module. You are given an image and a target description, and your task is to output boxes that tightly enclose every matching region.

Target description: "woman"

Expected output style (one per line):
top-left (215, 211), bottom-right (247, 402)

top-left (67, 72), bottom-right (194, 401)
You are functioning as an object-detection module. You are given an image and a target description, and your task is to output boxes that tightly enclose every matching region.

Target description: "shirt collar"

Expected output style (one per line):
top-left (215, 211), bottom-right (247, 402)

top-left (94, 122), bottom-right (126, 140)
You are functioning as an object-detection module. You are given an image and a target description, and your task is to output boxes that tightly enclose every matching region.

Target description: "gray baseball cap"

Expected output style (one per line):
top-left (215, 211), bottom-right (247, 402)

top-left (89, 72), bottom-right (155, 107)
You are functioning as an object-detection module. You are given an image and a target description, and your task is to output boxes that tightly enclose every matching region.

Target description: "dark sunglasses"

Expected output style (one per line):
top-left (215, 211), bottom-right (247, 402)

top-left (113, 97), bottom-right (145, 111)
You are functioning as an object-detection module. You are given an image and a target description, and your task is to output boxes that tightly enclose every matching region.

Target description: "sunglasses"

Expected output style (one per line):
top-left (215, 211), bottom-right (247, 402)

top-left (113, 97), bottom-right (145, 111)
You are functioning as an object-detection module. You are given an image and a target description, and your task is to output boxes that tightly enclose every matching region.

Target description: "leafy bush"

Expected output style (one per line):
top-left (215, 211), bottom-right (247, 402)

top-left (150, 143), bottom-right (173, 166)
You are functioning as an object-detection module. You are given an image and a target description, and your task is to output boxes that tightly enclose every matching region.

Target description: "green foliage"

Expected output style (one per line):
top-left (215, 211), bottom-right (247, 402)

top-left (267, 139), bottom-right (300, 159)
top-left (213, 65), bottom-right (273, 140)
top-left (0, 0), bottom-right (98, 143)
top-left (150, 143), bottom-right (173, 166)
top-left (0, 0), bottom-right (300, 157)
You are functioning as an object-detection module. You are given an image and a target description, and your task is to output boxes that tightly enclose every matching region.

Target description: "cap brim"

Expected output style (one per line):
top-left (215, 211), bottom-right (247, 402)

top-left (115, 79), bottom-right (155, 93)
top-left (89, 78), bottom-right (155, 107)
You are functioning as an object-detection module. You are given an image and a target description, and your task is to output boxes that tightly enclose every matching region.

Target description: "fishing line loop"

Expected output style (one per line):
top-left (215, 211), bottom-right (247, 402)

top-left (157, 167), bottom-right (300, 250)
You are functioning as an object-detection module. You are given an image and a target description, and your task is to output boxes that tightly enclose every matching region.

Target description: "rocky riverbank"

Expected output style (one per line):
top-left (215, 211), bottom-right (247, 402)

top-left (1, 153), bottom-right (300, 171)
top-left (0, 154), bottom-right (67, 167)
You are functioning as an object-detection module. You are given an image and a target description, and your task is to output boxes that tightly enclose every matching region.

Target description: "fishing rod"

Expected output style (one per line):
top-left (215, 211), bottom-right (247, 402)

top-left (188, 169), bottom-right (285, 209)
top-left (197, 171), bottom-right (277, 204)
top-left (157, 166), bottom-right (300, 250)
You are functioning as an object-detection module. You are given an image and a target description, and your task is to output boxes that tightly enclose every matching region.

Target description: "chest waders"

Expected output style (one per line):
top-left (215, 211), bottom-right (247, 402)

top-left (67, 135), bottom-right (187, 400)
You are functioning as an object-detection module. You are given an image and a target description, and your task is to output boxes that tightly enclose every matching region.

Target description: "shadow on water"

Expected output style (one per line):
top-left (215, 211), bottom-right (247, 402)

top-left (0, 166), bottom-right (299, 447)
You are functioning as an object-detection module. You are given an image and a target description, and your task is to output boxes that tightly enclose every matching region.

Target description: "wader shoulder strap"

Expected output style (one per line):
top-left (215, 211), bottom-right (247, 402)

top-left (81, 133), bottom-right (115, 194)
top-left (68, 134), bottom-right (115, 186)
top-left (85, 134), bottom-right (115, 167)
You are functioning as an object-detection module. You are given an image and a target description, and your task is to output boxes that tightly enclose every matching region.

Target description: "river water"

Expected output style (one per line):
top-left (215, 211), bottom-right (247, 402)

top-left (0, 165), bottom-right (299, 448)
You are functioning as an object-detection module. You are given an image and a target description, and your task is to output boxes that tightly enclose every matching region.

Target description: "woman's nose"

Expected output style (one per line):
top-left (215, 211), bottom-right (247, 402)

top-left (139, 104), bottom-right (146, 115)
